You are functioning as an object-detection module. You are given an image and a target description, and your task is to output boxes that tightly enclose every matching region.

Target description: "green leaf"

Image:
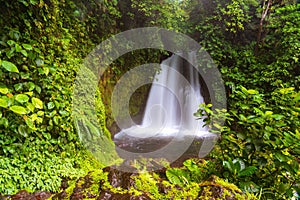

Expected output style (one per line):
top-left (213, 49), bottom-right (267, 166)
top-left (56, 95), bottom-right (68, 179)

top-left (247, 89), bottom-right (258, 95)
top-left (272, 114), bottom-right (284, 120)
top-left (238, 166), bottom-right (257, 177)
top-left (43, 67), bottom-right (50, 76)
top-left (1, 61), bottom-right (19, 73)
top-left (183, 159), bottom-right (200, 172)
top-left (18, 125), bottom-right (28, 137)
top-left (0, 98), bottom-right (8, 108)
top-left (0, 85), bottom-right (9, 94)
top-left (25, 118), bottom-right (35, 129)
top-left (22, 44), bottom-right (33, 50)
top-left (9, 106), bottom-right (28, 115)
top-left (264, 111), bottom-right (273, 116)
top-left (275, 152), bottom-right (288, 162)
top-left (30, 0), bottom-right (39, 5)
top-left (20, 50), bottom-right (28, 57)
top-left (27, 82), bottom-right (35, 91)
top-left (26, 103), bottom-right (35, 112)
top-left (14, 83), bottom-right (23, 91)
top-left (15, 94), bottom-right (29, 103)
top-left (166, 168), bottom-right (188, 187)
top-left (32, 97), bottom-right (43, 109)
top-left (15, 44), bottom-right (22, 52)
top-left (47, 102), bottom-right (55, 109)
top-left (0, 117), bottom-right (9, 128)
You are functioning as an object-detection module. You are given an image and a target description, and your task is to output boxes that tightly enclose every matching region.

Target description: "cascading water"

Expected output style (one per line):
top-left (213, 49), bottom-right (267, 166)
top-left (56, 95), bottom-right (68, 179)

top-left (141, 52), bottom-right (208, 136)
top-left (114, 52), bottom-right (217, 161)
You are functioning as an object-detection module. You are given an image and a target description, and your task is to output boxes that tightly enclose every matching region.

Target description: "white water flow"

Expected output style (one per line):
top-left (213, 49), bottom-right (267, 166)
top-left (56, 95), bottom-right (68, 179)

top-left (114, 52), bottom-right (209, 139)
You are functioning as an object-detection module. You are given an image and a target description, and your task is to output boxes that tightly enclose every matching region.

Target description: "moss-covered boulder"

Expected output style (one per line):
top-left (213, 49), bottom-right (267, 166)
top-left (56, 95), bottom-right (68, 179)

top-left (49, 165), bottom-right (257, 200)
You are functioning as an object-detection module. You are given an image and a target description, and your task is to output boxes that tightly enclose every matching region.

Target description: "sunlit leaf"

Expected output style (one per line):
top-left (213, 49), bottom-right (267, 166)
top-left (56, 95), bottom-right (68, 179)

top-left (32, 97), bottom-right (43, 109)
top-left (0, 85), bottom-right (9, 94)
top-left (15, 94), bottom-right (29, 103)
top-left (9, 106), bottom-right (28, 115)
top-left (1, 61), bottom-right (19, 73)
top-left (0, 98), bottom-right (8, 108)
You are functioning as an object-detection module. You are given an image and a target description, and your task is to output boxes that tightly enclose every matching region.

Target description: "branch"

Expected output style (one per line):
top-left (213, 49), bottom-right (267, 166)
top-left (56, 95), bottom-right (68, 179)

top-left (255, 0), bottom-right (273, 54)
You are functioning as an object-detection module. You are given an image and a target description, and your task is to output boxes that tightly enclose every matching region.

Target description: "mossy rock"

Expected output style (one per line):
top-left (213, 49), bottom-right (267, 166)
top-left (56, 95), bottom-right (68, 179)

top-left (49, 166), bottom-right (257, 200)
top-left (198, 175), bottom-right (256, 200)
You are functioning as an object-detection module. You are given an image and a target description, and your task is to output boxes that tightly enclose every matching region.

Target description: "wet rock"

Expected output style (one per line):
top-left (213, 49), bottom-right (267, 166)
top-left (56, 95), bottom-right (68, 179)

top-left (8, 190), bottom-right (51, 200)
top-left (103, 166), bottom-right (136, 189)
top-left (98, 190), bottom-right (150, 200)
top-left (198, 175), bottom-right (245, 200)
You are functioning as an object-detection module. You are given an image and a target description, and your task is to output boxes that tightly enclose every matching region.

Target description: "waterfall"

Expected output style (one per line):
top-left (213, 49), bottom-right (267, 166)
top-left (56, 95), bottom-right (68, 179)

top-left (114, 52), bottom-right (210, 139)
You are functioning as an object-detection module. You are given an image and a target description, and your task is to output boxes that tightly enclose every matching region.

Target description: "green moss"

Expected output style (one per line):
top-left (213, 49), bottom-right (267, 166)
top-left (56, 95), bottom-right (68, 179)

top-left (198, 175), bottom-right (257, 200)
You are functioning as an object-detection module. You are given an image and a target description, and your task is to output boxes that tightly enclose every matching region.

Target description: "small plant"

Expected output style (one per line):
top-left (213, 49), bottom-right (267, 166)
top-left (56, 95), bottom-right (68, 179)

top-left (166, 159), bottom-right (217, 187)
top-left (222, 158), bottom-right (258, 192)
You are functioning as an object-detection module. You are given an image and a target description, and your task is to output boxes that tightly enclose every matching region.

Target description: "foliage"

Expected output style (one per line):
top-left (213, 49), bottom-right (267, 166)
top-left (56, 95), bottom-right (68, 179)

top-left (196, 86), bottom-right (300, 199)
top-left (0, 0), bottom-right (299, 198)
top-left (0, 0), bottom-right (117, 194)
top-left (166, 159), bottom-right (217, 187)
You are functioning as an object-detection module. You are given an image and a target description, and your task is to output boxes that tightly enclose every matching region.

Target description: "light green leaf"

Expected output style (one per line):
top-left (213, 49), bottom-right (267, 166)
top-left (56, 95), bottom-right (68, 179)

top-left (166, 168), bottom-right (186, 187)
top-left (27, 82), bottom-right (35, 91)
top-left (15, 44), bottom-right (22, 52)
top-left (2, 61), bottom-right (19, 73)
top-left (0, 98), bottom-right (8, 108)
top-left (43, 67), bottom-right (49, 76)
top-left (264, 111), bottom-right (273, 116)
top-left (247, 89), bottom-right (258, 95)
top-left (10, 106), bottom-right (28, 115)
top-left (0, 85), bottom-right (9, 94)
top-left (26, 103), bottom-right (35, 112)
top-left (22, 44), bottom-right (33, 50)
top-left (272, 114), bottom-right (284, 120)
top-left (32, 97), bottom-right (43, 109)
top-left (25, 118), bottom-right (35, 129)
top-left (20, 50), bottom-right (28, 57)
top-left (47, 102), bottom-right (55, 109)
top-left (15, 94), bottom-right (29, 103)
top-left (7, 40), bottom-right (15, 46)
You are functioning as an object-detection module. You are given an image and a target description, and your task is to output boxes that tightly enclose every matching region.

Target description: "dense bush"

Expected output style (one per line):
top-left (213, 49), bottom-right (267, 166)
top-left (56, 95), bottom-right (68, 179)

top-left (193, 2), bottom-right (300, 199)
top-left (0, 0), bottom-right (116, 193)
top-left (197, 86), bottom-right (300, 198)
